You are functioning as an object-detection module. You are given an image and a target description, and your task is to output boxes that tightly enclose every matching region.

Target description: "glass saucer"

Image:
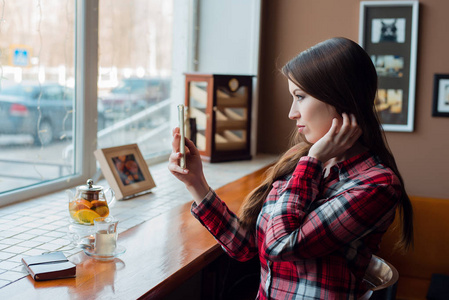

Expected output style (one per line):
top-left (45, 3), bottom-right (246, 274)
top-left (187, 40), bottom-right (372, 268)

top-left (83, 245), bottom-right (126, 261)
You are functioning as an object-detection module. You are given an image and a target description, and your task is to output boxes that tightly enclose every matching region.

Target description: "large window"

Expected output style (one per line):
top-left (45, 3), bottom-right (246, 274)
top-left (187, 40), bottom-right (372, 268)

top-left (0, 0), bottom-right (77, 199)
top-left (0, 0), bottom-right (259, 206)
top-left (96, 0), bottom-right (173, 157)
top-left (0, 0), bottom-right (175, 205)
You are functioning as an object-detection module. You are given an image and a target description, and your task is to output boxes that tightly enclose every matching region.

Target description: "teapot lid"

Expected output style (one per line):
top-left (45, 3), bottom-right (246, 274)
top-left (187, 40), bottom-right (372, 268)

top-left (78, 179), bottom-right (103, 192)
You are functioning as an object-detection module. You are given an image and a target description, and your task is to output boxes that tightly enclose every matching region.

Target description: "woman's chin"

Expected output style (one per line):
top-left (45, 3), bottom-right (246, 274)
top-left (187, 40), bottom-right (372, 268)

top-left (303, 134), bottom-right (316, 144)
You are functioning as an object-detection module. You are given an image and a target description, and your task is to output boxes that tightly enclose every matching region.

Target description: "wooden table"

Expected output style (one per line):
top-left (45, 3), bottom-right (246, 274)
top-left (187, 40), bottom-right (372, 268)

top-left (0, 166), bottom-right (269, 299)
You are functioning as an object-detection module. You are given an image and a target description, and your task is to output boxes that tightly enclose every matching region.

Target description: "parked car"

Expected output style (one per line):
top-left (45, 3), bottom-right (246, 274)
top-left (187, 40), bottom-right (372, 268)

top-left (99, 77), bottom-right (171, 120)
top-left (0, 82), bottom-right (105, 146)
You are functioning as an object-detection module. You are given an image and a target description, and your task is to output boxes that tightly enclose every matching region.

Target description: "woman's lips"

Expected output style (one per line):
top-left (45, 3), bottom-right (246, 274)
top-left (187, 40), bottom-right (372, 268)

top-left (297, 125), bottom-right (305, 133)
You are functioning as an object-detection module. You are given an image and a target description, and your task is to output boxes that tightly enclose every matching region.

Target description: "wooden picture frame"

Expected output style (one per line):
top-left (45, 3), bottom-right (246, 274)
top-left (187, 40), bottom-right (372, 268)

top-left (94, 144), bottom-right (156, 200)
top-left (359, 1), bottom-right (419, 132)
top-left (432, 74), bottom-right (449, 117)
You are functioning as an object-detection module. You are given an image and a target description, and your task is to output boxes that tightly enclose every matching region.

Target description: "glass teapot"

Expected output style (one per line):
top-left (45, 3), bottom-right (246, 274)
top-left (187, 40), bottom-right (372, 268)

top-left (67, 179), bottom-right (115, 225)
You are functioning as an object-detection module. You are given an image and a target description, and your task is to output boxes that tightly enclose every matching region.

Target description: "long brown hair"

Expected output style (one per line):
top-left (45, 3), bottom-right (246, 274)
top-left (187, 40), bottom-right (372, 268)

top-left (239, 37), bottom-right (413, 251)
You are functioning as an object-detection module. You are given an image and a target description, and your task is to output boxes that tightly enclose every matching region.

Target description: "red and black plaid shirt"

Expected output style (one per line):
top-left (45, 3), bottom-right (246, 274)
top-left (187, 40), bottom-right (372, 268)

top-left (192, 152), bottom-right (400, 299)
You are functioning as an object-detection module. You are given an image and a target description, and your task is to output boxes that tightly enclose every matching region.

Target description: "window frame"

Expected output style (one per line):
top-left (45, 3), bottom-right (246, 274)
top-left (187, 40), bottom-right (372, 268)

top-left (0, 0), bottom-right (99, 207)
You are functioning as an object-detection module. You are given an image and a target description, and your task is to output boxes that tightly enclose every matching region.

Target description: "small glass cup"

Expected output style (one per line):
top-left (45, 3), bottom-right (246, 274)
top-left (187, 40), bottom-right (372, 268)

top-left (93, 216), bottom-right (118, 256)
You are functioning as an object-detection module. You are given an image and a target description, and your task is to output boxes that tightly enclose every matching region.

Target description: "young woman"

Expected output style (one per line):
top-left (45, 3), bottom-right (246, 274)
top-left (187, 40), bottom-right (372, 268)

top-left (168, 37), bottom-right (413, 299)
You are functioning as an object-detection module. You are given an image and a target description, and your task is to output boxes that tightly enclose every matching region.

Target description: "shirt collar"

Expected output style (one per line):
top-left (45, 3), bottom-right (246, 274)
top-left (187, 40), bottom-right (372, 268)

top-left (332, 151), bottom-right (380, 179)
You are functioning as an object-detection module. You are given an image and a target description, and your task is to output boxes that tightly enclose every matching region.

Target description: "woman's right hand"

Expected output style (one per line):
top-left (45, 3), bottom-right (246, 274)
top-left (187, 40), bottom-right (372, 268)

top-left (168, 127), bottom-right (210, 203)
top-left (308, 113), bottom-right (362, 164)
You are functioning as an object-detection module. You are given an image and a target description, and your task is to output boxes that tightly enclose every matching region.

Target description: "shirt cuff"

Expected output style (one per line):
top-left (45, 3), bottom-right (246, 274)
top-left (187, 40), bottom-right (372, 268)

top-left (293, 156), bottom-right (324, 180)
top-left (191, 187), bottom-right (215, 216)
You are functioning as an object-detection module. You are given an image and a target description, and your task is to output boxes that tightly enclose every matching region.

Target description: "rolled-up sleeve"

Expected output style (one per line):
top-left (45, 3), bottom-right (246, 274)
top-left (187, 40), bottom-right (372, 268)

top-left (191, 189), bottom-right (258, 261)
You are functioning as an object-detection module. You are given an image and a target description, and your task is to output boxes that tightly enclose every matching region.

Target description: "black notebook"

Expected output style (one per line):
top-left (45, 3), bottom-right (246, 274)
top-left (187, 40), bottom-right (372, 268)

top-left (22, 251), bottom-right (76, 281)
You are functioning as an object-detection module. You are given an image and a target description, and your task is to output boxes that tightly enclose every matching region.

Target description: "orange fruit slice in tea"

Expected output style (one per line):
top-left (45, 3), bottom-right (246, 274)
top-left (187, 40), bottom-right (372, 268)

top-left (69, 204), bottom-right (90, 223)
top-left (75, 199), bottom-right (93, 208)
top-left (93, 205), bottom-right (109, 217)
top-left (75, 209), bottom-right (101, 225)
top-left (90, 200), bottom-right (107, 208)
top-left (90, 201), bottom-right (109, 217)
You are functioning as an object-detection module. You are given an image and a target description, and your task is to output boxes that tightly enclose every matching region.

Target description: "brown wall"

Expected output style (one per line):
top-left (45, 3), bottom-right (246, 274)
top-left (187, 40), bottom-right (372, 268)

top-left (257, 0), bottom-right (449, 198)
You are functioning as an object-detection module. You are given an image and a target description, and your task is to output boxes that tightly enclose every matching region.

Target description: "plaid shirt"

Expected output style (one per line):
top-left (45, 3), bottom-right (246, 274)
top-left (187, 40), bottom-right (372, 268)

top-left (191, 151), bottom-right (401, 299)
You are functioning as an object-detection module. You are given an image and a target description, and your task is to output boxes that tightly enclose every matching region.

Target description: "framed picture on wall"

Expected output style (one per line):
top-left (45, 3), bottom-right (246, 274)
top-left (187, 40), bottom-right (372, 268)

top-left (359, 1), bottom-right (419, 132)
top-left (94, 144), bottom-right (156, 200)
top-left (432, 74), bottom-right (449, 117)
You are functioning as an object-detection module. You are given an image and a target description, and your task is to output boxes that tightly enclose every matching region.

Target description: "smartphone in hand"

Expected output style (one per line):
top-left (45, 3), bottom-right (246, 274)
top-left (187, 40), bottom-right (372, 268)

top-left (177, 104), bottom-right (186, 169)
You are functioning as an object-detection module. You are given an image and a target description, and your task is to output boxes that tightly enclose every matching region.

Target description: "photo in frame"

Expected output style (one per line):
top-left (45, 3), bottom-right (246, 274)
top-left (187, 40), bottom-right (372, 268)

top-left (432, 74), bottom-right (449, 117)
top-left (94, 144), bottom-right (156, 200)
top-left (359, 1), bottom-right (419, 132)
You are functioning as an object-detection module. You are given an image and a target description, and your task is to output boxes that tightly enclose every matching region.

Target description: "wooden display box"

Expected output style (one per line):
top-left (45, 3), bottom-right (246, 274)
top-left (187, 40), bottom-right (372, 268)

top-left (184, 73), bottom-right (253, 163)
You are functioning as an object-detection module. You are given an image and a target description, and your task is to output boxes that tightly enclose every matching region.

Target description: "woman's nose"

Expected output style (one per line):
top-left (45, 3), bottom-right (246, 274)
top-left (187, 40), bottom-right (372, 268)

top-left (288, 103), bottom-right (300, 120)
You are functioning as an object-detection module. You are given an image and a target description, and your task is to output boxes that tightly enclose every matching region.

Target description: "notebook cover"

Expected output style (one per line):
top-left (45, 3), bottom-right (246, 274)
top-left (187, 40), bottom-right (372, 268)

top-left (22, 251), bottom-right (68, 266)
top-left (22, 252), bottom-right (76, 281)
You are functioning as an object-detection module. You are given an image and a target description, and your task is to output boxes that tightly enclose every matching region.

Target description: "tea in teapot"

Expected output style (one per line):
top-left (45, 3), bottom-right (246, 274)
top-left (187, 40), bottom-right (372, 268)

top-left (67, 179), bottom-right (115, 225)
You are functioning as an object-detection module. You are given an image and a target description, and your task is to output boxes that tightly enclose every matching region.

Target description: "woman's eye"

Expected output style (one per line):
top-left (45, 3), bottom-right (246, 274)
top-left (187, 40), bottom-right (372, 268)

top-left (295, 94), bottom-right (304, 101)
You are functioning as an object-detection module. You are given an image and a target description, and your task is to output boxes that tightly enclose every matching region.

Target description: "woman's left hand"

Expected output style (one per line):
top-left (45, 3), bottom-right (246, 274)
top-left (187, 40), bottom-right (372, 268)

top-left (308, 113), bottom-right (362, 163)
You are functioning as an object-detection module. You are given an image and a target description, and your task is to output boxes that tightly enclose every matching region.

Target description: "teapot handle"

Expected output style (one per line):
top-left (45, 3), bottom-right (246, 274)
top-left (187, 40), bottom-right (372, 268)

top-left (104, 187), bottom-right (116, 207)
